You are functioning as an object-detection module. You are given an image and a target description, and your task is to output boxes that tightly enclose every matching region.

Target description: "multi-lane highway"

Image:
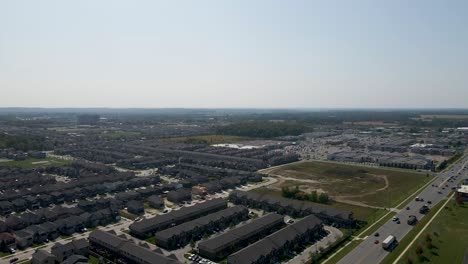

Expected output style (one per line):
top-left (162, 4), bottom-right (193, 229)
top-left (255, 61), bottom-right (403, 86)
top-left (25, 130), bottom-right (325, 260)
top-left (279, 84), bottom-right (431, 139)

top-left (337, 154), bottom-right (468, 264)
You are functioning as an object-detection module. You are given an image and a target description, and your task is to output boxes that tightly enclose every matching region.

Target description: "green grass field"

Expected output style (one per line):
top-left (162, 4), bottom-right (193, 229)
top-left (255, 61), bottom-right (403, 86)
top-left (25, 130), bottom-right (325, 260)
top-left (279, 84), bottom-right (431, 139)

top-left (163, 134), bottom-right (247, 144)
top-left (266, 161), bottom-right (433, 208)
top-left (388, 201), bottom-right (468, 264)
top-left (1, 157), bottom-right (70, 168)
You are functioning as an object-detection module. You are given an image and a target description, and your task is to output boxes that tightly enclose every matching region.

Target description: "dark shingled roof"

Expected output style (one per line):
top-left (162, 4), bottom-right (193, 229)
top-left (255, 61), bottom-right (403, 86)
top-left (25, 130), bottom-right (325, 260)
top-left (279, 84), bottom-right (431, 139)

top-left (129, 198), bottom-right (227, 235)
top-left (155, 205), bottom-right (247, 242)
top-left (227, 215), bottom-right (322, 264)
top-left (32, 249), bottom-right (55, 262)
top-left (198, 213), bottom-right (284, 256)
top-left (89, 230), bottom-right (181, 264)
top-left (230, 190), bottom-right (352, 220)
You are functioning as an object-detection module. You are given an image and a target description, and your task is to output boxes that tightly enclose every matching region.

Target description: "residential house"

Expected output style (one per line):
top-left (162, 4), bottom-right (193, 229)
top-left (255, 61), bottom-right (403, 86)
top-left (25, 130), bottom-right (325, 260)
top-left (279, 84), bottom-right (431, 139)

top-left (147, 195), bottom-right (164, 209)
top-left (31, 249), bottom-right (56, 264)
top-left (127, 200), bottom-right (144, 215)
top-left (15, 229), bottom-right (34, 249)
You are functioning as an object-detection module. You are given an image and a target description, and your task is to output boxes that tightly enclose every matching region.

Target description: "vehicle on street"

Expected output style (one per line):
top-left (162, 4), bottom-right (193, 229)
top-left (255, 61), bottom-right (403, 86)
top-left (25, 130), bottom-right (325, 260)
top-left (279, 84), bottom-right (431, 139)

top-left (374, 232), bottom-right (380, 237)
top-left (10, 258), bottom-right (19, 263)
top-left (407, 215), bottom-right (418, 225)
top-left (374, 240), bottom-right (379, 244)
top-left (392, 216), bottom-right (399, 222)
top-left (420, 205), bottom-right (430, 214)
top-left (382, 235), bottom-right (397, 250)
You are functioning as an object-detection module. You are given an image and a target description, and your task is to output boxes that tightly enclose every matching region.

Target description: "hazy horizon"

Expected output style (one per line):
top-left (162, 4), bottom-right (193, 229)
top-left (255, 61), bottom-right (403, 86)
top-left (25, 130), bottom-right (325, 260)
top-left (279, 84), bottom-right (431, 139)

top-left (1, 1), bottom-right (468, 108)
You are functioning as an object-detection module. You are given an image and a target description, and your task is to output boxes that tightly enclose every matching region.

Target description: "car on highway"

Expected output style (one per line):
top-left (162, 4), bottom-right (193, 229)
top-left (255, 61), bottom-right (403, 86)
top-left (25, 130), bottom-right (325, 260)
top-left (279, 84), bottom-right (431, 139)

top-left (407, 215), bottom-right (418, 225)
top-left (9, 258), bottom-right (18, 263)
top-left (420, 205), bottom-right (430, 214)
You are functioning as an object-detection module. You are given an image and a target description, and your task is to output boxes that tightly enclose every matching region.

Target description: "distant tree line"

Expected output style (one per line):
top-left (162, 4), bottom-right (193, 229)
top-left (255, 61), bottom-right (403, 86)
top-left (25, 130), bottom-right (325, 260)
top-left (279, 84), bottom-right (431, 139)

top-left (216, 121), bottom-right (311, 138)
top-left (0, 133), bottom-right (44, 151)
top-left (282, 186), bottom-right (330, 204)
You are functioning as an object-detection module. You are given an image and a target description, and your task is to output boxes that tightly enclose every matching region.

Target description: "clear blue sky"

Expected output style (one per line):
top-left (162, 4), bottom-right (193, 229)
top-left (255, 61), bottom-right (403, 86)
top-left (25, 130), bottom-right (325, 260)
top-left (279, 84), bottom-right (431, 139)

top-left (1, 0), bottom-right (467, 108)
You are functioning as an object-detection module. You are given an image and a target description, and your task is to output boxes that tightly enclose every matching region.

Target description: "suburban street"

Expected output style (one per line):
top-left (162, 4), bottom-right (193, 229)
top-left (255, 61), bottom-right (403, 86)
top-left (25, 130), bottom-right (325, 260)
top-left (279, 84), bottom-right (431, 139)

top-left (337, 155), bottom-right (468, 264)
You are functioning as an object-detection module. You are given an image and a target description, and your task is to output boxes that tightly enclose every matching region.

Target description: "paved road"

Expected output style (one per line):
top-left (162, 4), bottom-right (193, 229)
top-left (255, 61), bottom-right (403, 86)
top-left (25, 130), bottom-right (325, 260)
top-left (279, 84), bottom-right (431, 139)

top-left (337, 155), bottom-right (468, 264)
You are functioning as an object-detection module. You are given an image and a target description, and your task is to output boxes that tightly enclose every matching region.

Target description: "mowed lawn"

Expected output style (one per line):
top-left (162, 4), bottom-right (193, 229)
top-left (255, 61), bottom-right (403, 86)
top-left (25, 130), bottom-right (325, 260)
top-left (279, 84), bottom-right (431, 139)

top-left (1, 157), bottom-right (70, 169)
top-left (398, 202), bottom-right (468, 264)
top-left (267, 161), bottom-right (433, 208)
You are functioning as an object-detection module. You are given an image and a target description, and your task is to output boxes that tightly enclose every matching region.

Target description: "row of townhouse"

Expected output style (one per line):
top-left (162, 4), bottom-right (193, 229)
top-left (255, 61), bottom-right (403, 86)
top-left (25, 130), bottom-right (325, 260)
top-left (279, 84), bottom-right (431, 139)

top-left (31, 238), bottom-right (89, 264)
top-left (0, 207), bottom-right (119, 251)
top-left (154, 205), bottom-right (249, 250)
top-left (0, 175), bottom-right (160, 215)
top-left (1, 199), bottom-right (121, 232)
top-left (129, 198), bottom-right (227, 238)
top-left (229, 191), bottom-right (357, 228)
top-left (198, 213), bottom-right (285, 261)
top-left (227, 215), bottom-right (327, 264)
top-left (89, 230), bottom-right (181, 264)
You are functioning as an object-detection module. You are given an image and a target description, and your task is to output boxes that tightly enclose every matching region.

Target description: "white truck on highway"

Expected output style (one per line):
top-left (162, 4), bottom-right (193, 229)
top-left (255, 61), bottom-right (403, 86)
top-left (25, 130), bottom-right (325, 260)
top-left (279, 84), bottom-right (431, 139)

top-left (382, 235), bottom-right (397, 250)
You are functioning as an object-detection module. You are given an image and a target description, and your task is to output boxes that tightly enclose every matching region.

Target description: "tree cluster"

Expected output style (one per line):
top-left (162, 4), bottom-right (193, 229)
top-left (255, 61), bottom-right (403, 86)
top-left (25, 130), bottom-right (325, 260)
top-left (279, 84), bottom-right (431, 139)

top-left (216, 121), bottom-right (310, 138)
top-left (281, 186), bottom-right (330, 204)
top-left (0, 133), bottom-right (44, 151)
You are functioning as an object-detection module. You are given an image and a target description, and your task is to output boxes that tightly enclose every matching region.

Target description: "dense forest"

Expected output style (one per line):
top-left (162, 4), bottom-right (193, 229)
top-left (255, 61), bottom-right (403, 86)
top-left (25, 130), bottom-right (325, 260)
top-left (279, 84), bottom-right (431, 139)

top-left (216, 121), bottom-right (311, 138)
top-left (0, 133), bottom-right (44, 151)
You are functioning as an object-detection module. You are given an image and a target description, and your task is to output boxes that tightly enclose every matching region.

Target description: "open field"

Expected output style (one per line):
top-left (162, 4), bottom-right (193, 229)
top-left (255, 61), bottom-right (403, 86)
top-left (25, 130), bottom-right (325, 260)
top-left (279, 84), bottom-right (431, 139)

top-left (250, 187), bottom-right (394, 264)
top-left (1, 157), bottom-right (71, 168)
top-left (264, 161), bottom-right (433, 208)
top-left (163, 134), bottom-right (247, 144)
top-left (389, 201), bottom-right (468, 264)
